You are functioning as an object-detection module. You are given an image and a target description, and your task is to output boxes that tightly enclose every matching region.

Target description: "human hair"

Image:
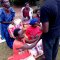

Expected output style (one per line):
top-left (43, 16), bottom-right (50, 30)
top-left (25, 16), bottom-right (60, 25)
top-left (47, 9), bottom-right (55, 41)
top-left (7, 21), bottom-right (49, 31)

top-left (13, 28), bottom-right (20, 37)
top-left (33, 9), bottom-right (40, 14)
top-left (25, 2), bottom-right (29, 6)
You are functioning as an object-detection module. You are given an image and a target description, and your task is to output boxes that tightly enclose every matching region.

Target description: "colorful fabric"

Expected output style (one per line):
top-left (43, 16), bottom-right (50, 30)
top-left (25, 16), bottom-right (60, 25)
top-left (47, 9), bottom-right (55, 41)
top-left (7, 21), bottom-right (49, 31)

top-left (0, 7), bottom-right (15, 48)
top-left (26, 26), bottom-right (42, 40)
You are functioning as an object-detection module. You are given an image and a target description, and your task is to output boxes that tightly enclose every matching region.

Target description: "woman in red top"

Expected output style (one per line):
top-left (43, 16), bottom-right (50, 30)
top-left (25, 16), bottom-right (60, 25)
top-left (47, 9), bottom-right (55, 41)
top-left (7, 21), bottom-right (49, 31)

top-left (25, 18), bottom-right (43, 57)
top-left (8, 28), bottom-right (40, 60)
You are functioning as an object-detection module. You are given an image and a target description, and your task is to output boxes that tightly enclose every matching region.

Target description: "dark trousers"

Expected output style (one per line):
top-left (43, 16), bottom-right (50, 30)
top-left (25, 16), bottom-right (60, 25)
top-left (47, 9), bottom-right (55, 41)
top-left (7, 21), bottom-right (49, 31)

top-left (42, 36), bottom-right (59, 60)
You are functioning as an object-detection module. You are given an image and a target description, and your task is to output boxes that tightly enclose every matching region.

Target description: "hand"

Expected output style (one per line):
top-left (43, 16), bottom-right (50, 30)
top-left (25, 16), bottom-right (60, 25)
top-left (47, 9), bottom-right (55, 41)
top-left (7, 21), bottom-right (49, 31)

top-left (35, 35), bottom-right (40, 41)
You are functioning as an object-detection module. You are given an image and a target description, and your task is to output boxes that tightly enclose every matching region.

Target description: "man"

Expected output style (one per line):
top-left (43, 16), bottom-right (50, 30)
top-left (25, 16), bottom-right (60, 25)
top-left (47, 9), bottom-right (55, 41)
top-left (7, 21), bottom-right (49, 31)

top-left (40, 0), bottom-right (60, 60)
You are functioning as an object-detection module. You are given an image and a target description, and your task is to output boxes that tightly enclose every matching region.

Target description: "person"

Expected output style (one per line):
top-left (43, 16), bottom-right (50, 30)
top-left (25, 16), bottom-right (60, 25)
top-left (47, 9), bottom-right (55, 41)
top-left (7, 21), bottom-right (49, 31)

top-left (26, 18), bottom-right (42, 40)
top-left (8, 28), bottom-right (40, 60)
top-left (25, 18), bottom-right (43, 57)
top-left (8, 18), bottom-right (23, 38)
top-left (0, 0), bottom-right (15, 48)
top-left (21, 2), bottom-right (33, 22)
top-left (33, 9), bottom-right (40, 23)
top-left (40, 0), bottom-right (60, 60)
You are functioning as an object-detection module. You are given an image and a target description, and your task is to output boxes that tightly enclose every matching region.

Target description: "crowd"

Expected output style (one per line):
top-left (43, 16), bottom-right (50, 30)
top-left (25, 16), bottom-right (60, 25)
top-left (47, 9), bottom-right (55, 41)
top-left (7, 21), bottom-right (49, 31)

top-left (0, 0), bottom-right (43, 60)
top-left (0, 0), bottom-right (60, 60)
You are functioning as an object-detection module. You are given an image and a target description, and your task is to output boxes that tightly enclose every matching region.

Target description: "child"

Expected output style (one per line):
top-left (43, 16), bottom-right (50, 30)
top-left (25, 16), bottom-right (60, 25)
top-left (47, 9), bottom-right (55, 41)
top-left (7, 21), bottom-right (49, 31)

top-left (8, 18), bottom-right (23, 38)
top-left (8, 28), bottom-right (40, 60)
top-left (25, 18), bottom-right (43, 57)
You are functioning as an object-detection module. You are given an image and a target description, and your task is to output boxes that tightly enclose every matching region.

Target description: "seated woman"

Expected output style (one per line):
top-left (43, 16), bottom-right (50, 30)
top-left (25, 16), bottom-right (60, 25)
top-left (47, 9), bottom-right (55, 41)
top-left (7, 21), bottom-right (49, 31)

top-left (25, 18), bottom-right (43, 57)
top-left (21, 2), bottom-right (33, 22)
top-left (8, 28), bottom-right (40, 60)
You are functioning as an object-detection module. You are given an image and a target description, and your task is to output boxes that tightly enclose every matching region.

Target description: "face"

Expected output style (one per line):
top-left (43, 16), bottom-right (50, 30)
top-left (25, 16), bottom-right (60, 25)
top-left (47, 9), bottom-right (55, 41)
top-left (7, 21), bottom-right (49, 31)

top-left (25, 3), bottom-right (29, 8)
top-left (3, 0), bottom-right (10, 9)
top-left (18, 30), bottom-right (24, 39)
top-left (37, 10), bottom-right (40, 16)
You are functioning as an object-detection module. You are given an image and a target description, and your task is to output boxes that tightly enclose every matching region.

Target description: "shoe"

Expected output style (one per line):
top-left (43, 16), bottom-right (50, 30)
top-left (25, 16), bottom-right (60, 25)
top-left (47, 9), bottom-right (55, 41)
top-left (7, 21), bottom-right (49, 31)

top-left (0, 38), bottom-right (6, 43)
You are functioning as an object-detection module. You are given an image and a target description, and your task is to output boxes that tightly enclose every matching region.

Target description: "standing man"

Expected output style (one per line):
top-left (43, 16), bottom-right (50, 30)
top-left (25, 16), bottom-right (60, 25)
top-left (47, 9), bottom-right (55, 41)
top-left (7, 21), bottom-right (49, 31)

top-left (40, 0), bottom-right (60, 60)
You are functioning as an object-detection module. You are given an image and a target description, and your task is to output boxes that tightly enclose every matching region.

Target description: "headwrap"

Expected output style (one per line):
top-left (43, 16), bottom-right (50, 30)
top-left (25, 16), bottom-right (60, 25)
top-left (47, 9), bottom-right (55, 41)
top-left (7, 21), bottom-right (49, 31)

top-left (29, 18), bottom-right (38, 25)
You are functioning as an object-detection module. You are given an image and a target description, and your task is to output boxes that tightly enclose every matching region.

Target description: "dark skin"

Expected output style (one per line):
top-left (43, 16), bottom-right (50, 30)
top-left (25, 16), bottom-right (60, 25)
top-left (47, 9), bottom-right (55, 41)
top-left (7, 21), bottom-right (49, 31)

top-left (16, 30), bottom-right (40, 50)
top-left (1, 0), bottom-right (13, 24)
top-left (24, 22), bottom-right (41, 44)
top-left (42, 21), bottom-right (49, 33)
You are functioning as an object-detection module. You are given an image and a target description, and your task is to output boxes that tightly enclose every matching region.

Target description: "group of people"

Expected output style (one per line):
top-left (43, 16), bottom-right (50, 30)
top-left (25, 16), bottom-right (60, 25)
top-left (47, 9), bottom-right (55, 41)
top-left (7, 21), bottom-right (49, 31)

top-left (0, 0), bottom-right (60, 60)
top-left (0, 0), bottom-right (43, 60)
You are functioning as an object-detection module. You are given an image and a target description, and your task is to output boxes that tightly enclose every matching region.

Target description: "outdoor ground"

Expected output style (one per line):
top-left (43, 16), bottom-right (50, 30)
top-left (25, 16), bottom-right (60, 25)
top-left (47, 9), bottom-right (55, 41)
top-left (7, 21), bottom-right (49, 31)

top-left (0, 42), bottom-right (60, 60)
top-left (0, 6), bottom-right (60, 60)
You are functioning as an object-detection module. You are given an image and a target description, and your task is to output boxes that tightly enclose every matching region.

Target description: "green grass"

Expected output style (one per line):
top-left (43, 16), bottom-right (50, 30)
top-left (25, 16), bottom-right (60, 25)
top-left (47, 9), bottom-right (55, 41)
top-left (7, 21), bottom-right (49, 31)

top-left (0, 42), bottom-right (60, 60)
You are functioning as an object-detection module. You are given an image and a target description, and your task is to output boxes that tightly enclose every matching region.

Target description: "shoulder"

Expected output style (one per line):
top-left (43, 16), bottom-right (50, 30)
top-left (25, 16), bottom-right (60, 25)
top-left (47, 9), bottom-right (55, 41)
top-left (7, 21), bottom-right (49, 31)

top-left (9, 7), bottom-right (15, 13)
top-left (21, 7), bottom-right (25, 11)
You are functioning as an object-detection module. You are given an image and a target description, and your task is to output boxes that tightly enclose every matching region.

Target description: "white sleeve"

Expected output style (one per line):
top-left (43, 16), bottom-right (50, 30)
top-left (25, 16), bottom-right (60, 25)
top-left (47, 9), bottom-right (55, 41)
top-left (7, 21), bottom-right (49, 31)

top-left (29, 8), bottom-right (33, 19)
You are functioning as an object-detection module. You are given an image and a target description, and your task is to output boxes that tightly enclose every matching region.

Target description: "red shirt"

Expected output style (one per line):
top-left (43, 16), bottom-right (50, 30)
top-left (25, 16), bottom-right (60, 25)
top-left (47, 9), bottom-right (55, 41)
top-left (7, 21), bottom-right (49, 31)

top-left (13, 40), bottom-right (31, 59)
top-left (26, 26), bottom-right (42, 40)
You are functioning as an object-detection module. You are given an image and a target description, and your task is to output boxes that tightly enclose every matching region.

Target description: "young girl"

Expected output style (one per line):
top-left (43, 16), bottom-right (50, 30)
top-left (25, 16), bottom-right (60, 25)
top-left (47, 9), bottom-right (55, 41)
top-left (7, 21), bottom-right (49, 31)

top-left (8, 28), bottom-right (40, 60)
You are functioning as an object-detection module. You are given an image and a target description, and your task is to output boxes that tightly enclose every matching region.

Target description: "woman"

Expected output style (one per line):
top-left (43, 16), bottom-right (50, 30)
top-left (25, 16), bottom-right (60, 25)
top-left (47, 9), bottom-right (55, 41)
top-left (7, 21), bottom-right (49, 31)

top-left (0, 0), bottom-right (15, 48)
top-left (8, 28), bottom-right (40, 60)
top-left (21, 2), bottom-right (33, 22)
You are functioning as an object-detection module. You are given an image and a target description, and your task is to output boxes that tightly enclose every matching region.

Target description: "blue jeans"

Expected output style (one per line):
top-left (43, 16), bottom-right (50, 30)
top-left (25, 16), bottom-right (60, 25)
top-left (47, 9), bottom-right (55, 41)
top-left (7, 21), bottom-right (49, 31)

top-left (42, 36), bottom-right (59, 60)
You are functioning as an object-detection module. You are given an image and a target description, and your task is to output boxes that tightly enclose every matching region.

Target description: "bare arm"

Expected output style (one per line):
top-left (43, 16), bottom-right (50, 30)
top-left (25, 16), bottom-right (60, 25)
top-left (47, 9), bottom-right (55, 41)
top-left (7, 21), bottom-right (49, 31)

top-left (42, 21), bottom-right (49, 33)
top-left (25, 34), bottom-right (40, 43)
top-left (17, 36), bottom-right (40, 50)
top-left (21, 37), bottom-right (40, 50)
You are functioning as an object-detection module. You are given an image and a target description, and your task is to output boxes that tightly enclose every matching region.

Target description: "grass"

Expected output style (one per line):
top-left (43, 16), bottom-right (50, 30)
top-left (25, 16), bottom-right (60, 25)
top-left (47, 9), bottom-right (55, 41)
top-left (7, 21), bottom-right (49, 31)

top-left (0, 42), bottom-right (60, 60)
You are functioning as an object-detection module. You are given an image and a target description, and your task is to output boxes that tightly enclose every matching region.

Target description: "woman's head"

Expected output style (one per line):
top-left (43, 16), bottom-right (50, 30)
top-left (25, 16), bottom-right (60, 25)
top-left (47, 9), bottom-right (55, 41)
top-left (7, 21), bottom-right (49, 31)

top-left (1, 0), bottom-right (10, 9)
top-left (34, 9), bottom-right (40, 16)
top-left (13, 28), bottom-right (24, 39)
top-left (25, 2), bottom-right (30, 8)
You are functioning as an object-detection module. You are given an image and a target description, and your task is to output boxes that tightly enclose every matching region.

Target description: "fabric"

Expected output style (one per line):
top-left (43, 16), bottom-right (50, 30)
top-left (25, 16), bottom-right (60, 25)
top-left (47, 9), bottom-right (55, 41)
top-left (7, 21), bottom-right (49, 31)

top-left (26, 26), bottom-right (42, 40)
top-left (8, 24), bottom-right (16, 38)
top-left (34, 15), bottom-right (40, 23)
top-left (0, 7), bottom-right (15, 48)
top-left (8, 40), bottom-right (32, 60)
top-left (40, 0), bottom-right (60, 60)
top-left (21, 7), bottom-right (33, 20)
top-left (23, 8), bottom-right (30, 19)
top-left (29, 18), bottom-right (38, 25)
top-left (42, 36), bottom-right (59, 60)
top-left (40, 0), bottom-right (60, 37)
top-left (25, 26), bottom-right (43, 57)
